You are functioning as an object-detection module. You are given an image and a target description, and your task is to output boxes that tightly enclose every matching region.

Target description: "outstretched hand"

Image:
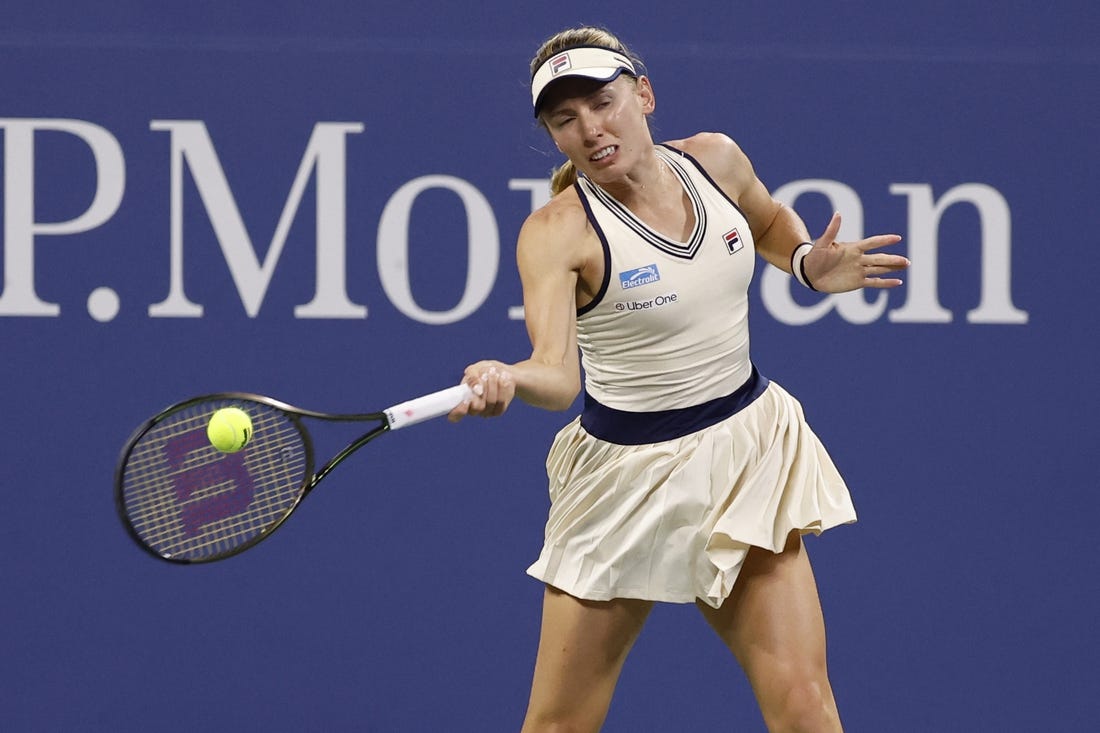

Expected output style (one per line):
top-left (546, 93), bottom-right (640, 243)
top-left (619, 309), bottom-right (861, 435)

top-left (802, 213), bottom-right (909, 293)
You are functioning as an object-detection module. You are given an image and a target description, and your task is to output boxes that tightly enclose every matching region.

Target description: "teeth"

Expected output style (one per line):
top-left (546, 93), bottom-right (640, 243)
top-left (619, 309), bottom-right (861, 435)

top-left (591, 146), bottom-right (616, 161)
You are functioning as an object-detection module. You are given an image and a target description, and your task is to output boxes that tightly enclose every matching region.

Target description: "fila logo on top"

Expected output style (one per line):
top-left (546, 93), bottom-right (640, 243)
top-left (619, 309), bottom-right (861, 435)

top-left (723, 228), bottom-right (744, 254)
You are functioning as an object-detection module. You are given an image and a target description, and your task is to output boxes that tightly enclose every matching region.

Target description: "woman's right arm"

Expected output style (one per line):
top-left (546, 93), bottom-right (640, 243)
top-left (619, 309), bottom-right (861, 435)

top-left (450, 199), bottom-right (589, 420)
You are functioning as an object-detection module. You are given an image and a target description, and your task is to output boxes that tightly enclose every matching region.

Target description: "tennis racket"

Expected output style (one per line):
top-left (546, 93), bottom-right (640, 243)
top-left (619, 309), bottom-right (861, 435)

top-left (115, 383), bottom-right (473, 564)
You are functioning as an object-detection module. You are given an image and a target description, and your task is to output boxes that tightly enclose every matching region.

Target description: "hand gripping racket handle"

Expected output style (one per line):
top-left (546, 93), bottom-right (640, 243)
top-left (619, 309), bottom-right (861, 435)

top-left (384, 383), bottom-right (475, 430)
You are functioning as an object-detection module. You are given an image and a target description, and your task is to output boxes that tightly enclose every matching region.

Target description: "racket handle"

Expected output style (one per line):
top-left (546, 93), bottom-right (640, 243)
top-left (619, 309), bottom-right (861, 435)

top-left (384, 383), bottom-right (475, 430)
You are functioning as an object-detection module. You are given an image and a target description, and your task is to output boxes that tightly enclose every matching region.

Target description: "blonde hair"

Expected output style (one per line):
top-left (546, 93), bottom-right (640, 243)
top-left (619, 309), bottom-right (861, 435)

top-left (530, 27), bottom-right (644, 195)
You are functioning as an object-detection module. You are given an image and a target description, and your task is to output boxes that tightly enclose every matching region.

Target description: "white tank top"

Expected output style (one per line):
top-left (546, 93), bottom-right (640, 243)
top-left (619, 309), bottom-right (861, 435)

top-left (574, 144), bottom-right (757, 417)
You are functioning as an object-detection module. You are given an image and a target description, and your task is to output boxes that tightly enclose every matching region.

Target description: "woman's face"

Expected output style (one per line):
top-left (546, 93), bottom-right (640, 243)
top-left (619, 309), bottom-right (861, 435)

top-left (540, 75), bottom-right (655, 185)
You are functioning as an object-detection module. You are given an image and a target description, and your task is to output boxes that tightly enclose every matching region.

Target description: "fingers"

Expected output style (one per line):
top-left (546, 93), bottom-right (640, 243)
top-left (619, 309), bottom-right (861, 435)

top-left (447, 402), bottom-right (469, 422)
top-left (816, 211), bottom-right (903, 254)
top-left (447, 381), bottom-right (477, 422)
top-left (478, 366), bottom-right (510, 415)
top-left (862, 252), bottom-right (910, 271)
top-left (857, 250), bottom-right (909, 289)
top-left (814, 211), bottom-right (842, 246)
top-left (452, 362), bottom-right (514, 421)
top-left (856, 233), bottom-right (904, 252)
top-left (861, 277), bottom-right (905, 289)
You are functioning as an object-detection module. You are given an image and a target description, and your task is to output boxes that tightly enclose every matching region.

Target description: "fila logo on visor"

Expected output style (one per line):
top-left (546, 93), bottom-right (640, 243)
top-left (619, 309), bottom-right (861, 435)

top-left (550, 53), bottom-right (571, 75)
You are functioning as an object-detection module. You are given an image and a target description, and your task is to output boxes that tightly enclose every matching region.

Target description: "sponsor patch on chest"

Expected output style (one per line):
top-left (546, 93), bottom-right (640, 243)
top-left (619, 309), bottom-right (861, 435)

top-left (614, 292), bottom-right (679, 312)
top-left (619, 264), bottom-right (661, 289)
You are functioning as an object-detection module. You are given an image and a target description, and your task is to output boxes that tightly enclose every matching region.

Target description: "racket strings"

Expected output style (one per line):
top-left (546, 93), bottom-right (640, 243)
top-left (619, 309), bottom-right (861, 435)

top-left (120, 399), bottom-right (308, 561)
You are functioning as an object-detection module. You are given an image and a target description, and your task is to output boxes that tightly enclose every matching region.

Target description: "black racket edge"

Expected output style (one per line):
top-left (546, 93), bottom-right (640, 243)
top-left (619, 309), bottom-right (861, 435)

top-left (113, 392), bottom-right (390, 565)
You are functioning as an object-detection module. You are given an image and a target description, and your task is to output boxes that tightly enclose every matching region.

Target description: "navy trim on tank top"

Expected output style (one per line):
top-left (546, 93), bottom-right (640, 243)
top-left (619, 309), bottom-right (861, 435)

top-left (579, 152), bottom-right (708, 260)
top-left (574, 180), bottom-right (613, 317)
top-left (581, 365), bottom-right (770, 445)
top-left (657, 143), bottom-right (750, 221)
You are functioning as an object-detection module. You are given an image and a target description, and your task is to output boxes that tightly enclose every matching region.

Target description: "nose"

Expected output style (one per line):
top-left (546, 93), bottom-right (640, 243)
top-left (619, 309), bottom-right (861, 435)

top-left (576, 110), bottom-right (603, 143)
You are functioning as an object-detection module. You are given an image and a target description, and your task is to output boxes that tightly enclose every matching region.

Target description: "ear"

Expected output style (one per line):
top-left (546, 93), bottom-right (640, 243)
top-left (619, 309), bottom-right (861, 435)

top-left (636, 75), bottom-right (656, 115)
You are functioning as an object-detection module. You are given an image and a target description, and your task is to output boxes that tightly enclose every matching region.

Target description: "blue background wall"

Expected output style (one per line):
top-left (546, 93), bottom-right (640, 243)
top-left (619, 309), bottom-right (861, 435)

top-left (3, 2), bottom-right (1097, 730)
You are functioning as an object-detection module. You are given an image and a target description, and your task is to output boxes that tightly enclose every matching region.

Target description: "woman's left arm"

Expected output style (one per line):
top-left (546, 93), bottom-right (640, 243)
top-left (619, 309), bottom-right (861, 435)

top-left (678, 132), bottom-right (909, 292)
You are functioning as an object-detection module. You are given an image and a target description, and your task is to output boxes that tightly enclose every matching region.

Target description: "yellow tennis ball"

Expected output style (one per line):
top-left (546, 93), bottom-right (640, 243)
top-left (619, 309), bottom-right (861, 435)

top-left (207, 407), bottom-right (253, 453)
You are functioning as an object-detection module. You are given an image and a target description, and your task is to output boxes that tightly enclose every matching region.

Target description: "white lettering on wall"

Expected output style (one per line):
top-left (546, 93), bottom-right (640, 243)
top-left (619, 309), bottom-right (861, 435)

top-left (889, 183), bottom-right (1027, 324)
top-left (759, 180), bottom-right (1026, 326)
top-left (147, 120), bottom-right (366, 318)
top-left (0, 118), bottom-right (1028, 326)
top-left (0, 118), bottom-right (125, 316)
top-left (761, 179), bottom-right (890, 326)
top-left (377, 175), bottom-right (499, 325)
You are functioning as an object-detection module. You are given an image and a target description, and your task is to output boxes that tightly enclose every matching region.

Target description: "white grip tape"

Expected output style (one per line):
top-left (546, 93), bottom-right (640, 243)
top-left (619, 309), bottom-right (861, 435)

top-left (384, 383), bottom-right (474, 431)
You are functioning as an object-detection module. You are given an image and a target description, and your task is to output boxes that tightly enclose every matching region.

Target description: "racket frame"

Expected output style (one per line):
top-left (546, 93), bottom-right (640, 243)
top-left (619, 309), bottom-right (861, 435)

top-left (115, 392), bottom-right (391, 564)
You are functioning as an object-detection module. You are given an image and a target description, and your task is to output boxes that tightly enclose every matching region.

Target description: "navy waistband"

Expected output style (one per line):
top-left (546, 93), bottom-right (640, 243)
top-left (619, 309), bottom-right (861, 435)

top-left (580, 366), bottom-right (770, 445)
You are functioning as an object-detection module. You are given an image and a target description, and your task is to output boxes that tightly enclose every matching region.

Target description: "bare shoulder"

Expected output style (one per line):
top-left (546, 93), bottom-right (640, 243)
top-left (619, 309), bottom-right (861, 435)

top-left (518, 187), bottom-right (593, 273)
top-left (666, 131), bottom-right (742, 158)
top-left (665, 132), bottom-right (753, 178)
top-left (525, 186), bottom-right (587, 233)
top-left (663, 131), bottom-right (757, 199)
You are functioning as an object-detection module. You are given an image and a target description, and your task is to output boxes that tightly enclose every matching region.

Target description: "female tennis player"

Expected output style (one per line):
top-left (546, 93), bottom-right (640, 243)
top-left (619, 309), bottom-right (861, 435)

top-left (450, 26), bottom-right (908, 732)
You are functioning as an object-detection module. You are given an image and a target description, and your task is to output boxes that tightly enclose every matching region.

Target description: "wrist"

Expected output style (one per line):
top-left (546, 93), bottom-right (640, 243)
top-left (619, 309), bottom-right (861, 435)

top-left (790, 242), bottom-right (817, 291)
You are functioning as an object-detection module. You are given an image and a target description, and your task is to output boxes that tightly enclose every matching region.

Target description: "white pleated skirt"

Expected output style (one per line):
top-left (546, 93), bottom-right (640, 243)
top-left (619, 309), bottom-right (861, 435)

top-left (526, 381), bottom-right (856, 609)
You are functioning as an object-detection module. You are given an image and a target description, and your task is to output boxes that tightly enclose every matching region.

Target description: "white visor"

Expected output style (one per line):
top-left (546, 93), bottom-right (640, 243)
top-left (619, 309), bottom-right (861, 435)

top-left (531, 46), bottom-right (637, 117)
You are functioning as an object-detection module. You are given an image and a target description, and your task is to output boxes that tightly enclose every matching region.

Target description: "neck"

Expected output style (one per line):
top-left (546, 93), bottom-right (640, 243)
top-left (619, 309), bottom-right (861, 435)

top-left (597, 146), bottom-right (671, 205)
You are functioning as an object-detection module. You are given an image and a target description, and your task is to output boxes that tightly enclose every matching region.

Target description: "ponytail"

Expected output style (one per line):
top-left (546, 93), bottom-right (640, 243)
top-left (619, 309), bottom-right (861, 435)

top-left (549, 159), bottom-right (578, 196)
